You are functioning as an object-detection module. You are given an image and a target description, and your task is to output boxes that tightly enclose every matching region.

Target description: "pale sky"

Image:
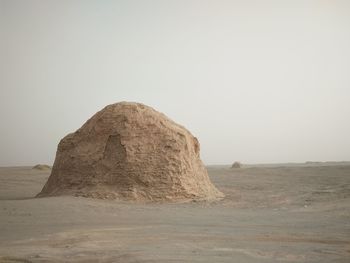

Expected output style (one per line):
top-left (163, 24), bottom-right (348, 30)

top-left (1, 0), bottom-right (350, 166)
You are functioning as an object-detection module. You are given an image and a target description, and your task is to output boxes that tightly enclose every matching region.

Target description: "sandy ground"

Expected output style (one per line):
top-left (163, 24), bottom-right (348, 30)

top-left (0, 164), bottom-right (349, 262)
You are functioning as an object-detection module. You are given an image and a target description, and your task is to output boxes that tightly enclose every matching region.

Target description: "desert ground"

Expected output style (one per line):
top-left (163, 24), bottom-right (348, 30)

top-left (0, 163), bottom-right (349, 262)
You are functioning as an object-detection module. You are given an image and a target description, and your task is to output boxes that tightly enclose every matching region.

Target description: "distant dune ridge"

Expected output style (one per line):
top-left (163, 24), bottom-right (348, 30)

top-left (37, 102), bottom-right (223, 202)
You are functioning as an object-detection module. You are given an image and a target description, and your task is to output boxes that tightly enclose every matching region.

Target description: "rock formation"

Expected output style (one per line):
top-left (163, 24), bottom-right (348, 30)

top-left (32, 164), bottom-right (51, 170)
top-left (231, 162), bottom-right (242, 169)
top-left (37, 102), bottom-right (224, 202)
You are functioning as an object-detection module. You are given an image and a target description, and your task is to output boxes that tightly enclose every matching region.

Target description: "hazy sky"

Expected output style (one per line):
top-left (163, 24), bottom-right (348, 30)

top-left (1, 0), bottom-right (350, 166)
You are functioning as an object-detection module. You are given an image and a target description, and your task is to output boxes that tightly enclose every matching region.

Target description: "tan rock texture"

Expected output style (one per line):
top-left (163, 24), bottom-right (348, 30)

top-left (37, 102), bottom-right (223, 202)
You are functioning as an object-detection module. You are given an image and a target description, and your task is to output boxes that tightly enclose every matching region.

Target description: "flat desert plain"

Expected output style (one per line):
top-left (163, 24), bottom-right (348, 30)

top-left (0, 164), bottom-right (349, 262)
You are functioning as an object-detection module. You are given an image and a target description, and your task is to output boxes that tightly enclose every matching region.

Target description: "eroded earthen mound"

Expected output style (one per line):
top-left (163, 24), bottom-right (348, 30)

top-left (37, 102), bottom-right (223, 202)
top-left (32, 164), bottom-right (51, 170)
top-left (231, 162), bottom-right (242, 169)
